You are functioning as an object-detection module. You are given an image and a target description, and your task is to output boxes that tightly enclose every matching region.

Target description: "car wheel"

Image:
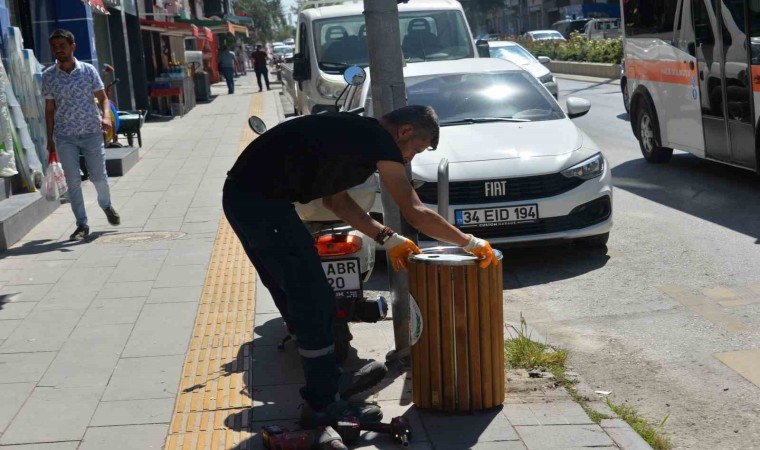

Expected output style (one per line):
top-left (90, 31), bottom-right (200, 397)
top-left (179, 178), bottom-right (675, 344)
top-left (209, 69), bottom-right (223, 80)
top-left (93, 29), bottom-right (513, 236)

top-left (575, 232), bottom-right (609, 248)
top-left (636, 101), bottom-right (673, 163)
top-left (621, 79), bottom-right (630, 114)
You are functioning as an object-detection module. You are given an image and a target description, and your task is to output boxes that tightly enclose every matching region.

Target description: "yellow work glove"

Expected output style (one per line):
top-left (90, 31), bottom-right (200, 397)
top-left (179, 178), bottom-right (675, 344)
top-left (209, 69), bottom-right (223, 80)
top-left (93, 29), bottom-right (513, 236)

top-left (383, 234), bottom-right (421, 272)
top-left (463, 234), bottom-right (497, 268)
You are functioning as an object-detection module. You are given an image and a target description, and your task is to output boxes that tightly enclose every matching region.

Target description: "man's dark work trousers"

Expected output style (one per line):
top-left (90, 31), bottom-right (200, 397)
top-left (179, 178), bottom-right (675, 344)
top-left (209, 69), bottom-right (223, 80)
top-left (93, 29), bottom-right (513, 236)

top-left (222, 179), bottom-right (340, 410)
top-left (255, 68), bottom-right (270, 90)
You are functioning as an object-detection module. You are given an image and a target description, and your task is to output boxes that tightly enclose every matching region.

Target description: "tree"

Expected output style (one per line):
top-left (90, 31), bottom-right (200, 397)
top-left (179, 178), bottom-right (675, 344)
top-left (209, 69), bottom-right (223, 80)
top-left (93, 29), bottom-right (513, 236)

top-left (234, 0), bottom-right (289, 42)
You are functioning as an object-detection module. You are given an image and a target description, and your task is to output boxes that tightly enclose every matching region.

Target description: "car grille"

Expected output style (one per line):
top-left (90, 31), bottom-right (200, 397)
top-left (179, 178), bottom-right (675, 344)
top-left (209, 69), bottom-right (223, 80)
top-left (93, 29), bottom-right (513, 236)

top-left (416, 173), bottom-right (585, 205)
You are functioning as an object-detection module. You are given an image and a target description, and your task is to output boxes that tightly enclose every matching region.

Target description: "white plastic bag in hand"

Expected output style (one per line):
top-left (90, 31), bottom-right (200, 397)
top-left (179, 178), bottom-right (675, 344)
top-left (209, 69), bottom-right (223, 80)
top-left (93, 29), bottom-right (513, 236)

top-left (40, 152), bottom-right (67, 201)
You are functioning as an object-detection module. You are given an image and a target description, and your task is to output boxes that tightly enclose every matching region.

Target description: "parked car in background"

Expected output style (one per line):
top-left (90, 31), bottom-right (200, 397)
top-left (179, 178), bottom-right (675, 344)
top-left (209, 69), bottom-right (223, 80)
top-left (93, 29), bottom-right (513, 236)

top-left (551, 19), bottom-right (590, 38)
top-left (524, 30), bottom-right (566, 42)
top-left (359, 58), bottom-right (613, 247)
top-left (488, 41), bottom-right (558, 98)
top-left (273, 44), bottom-right (295, 63)
top-left (283, 37), bottom-right (295, 45)
top-left (583, 18), bottom-right (621, 39)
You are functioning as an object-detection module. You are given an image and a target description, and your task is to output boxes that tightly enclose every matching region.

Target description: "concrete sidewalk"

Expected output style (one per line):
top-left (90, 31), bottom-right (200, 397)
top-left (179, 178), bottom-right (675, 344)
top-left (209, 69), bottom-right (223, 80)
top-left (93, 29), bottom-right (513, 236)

top-left (0, 73), bottom-right (268, 449)
top-left (0, 71), bottom-right (650, 450)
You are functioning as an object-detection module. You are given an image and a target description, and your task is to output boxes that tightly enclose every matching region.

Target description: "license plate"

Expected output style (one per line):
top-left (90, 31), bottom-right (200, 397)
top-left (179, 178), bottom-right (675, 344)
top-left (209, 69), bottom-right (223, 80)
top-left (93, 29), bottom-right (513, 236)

top-left (455, 204), bottom-right (539, 228)
top-left (322, 258), bottom-right (362, 299)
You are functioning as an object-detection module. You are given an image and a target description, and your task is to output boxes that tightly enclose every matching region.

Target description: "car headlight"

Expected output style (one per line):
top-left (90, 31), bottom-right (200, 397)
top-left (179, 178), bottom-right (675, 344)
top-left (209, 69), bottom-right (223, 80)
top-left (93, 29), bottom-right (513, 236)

top-left (538, 73), bottom-right (555, 84)
top-left (561, 153), bottom-right (605, 180)
top-left (317, 78), bottom-right (344, 100)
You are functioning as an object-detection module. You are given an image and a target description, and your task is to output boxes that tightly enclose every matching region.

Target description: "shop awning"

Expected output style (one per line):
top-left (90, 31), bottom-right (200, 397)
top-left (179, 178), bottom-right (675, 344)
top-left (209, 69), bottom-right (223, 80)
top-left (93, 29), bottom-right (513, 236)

top-left (139, 19), bottom-right (199, 38)
top-left (175, 17), bottom-right (250, 37)
top-left (81, 0), bottom-right (109, 14)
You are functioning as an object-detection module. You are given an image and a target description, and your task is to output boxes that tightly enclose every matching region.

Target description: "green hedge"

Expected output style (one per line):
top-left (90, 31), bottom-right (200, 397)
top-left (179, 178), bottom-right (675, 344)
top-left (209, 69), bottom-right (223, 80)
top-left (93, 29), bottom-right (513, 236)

top-left (490, 34), bottom-right (623, 64)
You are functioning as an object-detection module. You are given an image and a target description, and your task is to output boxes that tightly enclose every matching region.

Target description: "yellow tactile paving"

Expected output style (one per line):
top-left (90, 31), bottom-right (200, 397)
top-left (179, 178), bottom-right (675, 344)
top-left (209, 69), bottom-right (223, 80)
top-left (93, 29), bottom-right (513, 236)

top-left (165, 93), bottom-right (263, 450)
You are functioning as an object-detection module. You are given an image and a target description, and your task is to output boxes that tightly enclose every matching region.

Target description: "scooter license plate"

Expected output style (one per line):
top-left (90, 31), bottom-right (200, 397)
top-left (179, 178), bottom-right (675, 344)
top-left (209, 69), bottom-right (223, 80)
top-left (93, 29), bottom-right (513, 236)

top-left (322, 258), bottom-right (362, 299)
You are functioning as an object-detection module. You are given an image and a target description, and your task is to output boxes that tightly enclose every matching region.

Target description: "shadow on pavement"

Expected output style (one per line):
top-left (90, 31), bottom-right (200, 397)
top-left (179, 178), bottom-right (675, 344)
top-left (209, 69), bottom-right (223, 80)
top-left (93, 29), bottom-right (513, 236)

top-left (613, 153), bottom-right (760, 243)
top-left (617, 112), bottom-right (629, 121)
top-left (0, 230), bottom-right (118, 258)
top-left (499, 243), bottom-right (610, 289)
top-left (368, 242), bottom-right (610, 291)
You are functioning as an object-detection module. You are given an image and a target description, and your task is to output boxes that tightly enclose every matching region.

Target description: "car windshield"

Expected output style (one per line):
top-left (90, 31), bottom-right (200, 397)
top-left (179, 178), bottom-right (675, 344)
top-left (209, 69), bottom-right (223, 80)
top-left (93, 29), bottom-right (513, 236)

top-left (406, 71), bottom-right (565, 123)
top-left (489, 45), bottom-right (537, 65)
top-left (314, 10), bottom-right (474, 74)
top-left (533, 32), bottom-right (562, 40)
top-left (273, 46), bottom-right (292, 55)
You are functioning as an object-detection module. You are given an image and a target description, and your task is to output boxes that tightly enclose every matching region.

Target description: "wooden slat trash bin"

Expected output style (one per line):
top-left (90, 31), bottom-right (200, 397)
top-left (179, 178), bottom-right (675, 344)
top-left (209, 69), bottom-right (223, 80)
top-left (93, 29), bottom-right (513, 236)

top-left (408, 247), bottom-right (505, 411)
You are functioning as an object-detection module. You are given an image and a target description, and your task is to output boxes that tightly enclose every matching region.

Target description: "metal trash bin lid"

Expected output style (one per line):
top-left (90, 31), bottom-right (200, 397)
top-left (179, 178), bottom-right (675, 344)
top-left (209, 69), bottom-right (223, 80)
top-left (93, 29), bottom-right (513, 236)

top-left (409, 246), bottom-right (503, 266)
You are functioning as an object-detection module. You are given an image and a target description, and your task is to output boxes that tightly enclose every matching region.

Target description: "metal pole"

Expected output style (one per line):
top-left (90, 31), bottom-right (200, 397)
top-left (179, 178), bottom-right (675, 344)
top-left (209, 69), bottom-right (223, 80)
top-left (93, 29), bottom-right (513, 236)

top-left (363, 0), bottom-right (413, 361)
top-left (437, 158), bottom-right (449, 246)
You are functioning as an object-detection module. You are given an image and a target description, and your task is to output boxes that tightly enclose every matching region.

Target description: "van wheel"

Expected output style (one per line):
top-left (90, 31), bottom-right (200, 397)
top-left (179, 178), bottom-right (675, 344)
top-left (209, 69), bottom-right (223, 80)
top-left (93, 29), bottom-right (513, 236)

top-left (621, 79), bottom-right (630, 114)
top-left (637, 102), bottom-right (673, 163)
top-left (575, 232), bottom-right (609, 248)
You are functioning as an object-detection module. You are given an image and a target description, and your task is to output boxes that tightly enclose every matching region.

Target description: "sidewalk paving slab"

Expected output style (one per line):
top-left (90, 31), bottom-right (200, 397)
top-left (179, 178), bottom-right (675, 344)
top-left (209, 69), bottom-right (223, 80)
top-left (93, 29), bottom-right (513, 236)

top-left (0, 386), bottom-right (103, 445)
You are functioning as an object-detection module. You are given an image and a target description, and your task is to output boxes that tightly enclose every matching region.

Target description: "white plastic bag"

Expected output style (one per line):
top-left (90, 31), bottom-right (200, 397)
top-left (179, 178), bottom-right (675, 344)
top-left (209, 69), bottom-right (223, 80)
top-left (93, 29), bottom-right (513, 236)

top-left (40, 152), bottom-right (67, 201)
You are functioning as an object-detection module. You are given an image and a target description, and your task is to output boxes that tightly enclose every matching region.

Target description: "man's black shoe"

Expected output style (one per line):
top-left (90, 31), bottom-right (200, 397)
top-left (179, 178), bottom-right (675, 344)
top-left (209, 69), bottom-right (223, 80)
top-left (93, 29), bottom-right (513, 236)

top-left (339, 360), bottom-right (388, 400)
top-left (103, 206), bottom-right (121, 225)
top-left (300, 400), bottom-right (382, 428)
top-left (70, 225), bottom-right (90, 241)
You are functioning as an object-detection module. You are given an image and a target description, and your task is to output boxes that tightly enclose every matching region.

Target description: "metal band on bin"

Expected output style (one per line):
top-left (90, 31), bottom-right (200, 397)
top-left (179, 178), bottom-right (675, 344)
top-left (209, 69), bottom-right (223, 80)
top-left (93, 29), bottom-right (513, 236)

top-left (409, 246), bottom-right (503, 266)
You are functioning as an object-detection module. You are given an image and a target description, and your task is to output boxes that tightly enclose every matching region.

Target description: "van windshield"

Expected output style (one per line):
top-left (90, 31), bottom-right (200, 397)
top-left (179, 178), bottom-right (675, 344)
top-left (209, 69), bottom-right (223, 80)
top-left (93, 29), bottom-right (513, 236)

top-left (313, 10), bottom-right (474, 74)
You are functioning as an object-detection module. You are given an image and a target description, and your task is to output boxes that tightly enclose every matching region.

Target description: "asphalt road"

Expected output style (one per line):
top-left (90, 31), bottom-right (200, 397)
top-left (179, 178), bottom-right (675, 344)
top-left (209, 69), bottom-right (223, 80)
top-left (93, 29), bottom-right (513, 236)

top-left (518, 77), bottom-right (760, 449)
top-left (278, 78), bottom-right (760, 448)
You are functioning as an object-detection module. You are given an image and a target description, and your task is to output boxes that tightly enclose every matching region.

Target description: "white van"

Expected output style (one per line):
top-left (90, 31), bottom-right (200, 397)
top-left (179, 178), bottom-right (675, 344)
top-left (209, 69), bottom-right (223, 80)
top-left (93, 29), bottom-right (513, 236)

top-left (282, 0), bottom-right (477, 115)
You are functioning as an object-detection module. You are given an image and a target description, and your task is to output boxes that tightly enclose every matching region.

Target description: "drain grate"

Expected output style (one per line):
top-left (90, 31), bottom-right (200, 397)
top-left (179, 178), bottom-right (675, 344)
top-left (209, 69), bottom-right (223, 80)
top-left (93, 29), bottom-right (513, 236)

top-left (95, 231), bottom-right (186, 245)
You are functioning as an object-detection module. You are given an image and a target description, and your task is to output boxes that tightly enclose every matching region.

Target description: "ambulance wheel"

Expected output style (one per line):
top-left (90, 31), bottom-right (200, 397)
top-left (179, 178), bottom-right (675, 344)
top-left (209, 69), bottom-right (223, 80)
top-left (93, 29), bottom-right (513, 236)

top-left (636, 102), bottom-right (673, 163)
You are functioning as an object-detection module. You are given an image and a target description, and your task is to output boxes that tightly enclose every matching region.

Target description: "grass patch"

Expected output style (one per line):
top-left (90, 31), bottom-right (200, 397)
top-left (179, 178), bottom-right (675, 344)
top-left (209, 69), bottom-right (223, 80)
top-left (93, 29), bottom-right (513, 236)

top-left (607, 401), bottom-right (672, 450)
top-left (504, 315), bottom-right (671, 449)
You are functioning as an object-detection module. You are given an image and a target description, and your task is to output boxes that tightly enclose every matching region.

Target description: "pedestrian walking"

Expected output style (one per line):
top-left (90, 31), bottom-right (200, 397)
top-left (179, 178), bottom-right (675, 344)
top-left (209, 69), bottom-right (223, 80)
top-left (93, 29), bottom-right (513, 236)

top-left (218, 46), bottom-right (236, 94)
top-left (235, 46), bottom-right (247, 76)
top-left (251, 44), bottom-right (270, 92)
top-left (42, 29), bottom-right (120, 241)
top-left (223, 106), bottom-right (497, 430)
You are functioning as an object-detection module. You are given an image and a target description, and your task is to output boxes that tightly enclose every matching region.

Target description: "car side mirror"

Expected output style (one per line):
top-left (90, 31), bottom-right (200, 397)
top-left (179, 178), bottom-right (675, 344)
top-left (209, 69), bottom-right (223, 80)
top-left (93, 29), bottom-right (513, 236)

top-left (343, 65), bottom-right (366, 86)
top-left (475, 39), bottom-right (490, 58)
top-left (538, 56), bottom-right (551, 64)
top-left (248, 116), bottom-right (267, 135)
top-left (293, 53), bottom-right (310, 82)
top-left (566, 97), bottom-right (591, 119)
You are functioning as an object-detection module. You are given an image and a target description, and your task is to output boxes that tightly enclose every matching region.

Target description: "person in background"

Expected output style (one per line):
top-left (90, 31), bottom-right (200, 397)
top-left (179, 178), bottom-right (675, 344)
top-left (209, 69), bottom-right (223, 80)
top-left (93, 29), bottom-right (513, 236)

top-left (235, 46), bottom-right (247, 76)
top-left (42, 29), bottom-right (121, 241)
top-left (251, 44), bottom-right (270, 92)
top-left (218, 46), bottom-right (237, 94)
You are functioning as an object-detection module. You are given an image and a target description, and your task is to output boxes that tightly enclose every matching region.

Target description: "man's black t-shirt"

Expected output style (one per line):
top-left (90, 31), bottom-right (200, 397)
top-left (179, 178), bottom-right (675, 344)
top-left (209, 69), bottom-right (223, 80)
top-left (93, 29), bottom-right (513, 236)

top-left (228, 113), bottom-right (404, 203)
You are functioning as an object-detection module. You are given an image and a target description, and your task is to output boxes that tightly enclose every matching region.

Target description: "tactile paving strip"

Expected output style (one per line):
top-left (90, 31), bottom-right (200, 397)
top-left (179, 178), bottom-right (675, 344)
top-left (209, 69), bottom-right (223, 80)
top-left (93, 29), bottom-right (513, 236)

top-left (165, 94), bottom-right (262, 450)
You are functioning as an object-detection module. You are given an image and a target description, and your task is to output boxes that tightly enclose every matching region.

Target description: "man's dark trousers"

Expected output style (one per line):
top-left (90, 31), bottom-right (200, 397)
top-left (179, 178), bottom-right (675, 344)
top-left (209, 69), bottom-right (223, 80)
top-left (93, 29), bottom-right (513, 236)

top-left (221, 67), bottom-right (235, 94)
top-left (255, 67), bottom-right (270, 91)
top-left (222, 179), bottom-right (340, 410)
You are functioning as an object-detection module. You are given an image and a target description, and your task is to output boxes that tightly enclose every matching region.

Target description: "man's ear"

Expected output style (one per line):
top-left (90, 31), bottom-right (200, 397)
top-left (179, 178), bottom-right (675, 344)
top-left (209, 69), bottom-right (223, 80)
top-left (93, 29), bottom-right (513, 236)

top-left (398, 124), bottom-right (415, 139)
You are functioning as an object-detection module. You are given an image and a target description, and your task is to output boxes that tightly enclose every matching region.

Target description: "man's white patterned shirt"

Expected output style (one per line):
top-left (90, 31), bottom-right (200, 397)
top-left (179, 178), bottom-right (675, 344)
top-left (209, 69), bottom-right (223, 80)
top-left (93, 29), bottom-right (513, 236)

top-left (41, 59), bottom-right (105, 137)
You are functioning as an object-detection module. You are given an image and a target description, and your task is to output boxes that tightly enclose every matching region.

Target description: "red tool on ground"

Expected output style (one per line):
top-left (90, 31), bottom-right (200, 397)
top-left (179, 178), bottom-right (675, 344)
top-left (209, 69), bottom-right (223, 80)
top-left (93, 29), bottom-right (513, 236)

top-left (334, 416), bottom-right (412, 447)
top-left (261, 425), bottom-right (347, 450)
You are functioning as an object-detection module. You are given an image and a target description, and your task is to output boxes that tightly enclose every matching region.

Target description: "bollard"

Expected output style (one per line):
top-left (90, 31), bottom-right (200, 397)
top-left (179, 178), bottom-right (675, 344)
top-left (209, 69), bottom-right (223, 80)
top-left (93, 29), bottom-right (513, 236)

top-left (408, 247), bottom-right (505, 412)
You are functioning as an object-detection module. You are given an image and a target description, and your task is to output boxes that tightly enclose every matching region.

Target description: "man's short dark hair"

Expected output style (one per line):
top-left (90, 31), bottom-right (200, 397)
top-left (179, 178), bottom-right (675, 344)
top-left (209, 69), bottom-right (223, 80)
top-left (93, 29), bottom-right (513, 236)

top-left (49, 29), bottom-right (75, 45)
top-left (382, 105), bottom-right (440, 150)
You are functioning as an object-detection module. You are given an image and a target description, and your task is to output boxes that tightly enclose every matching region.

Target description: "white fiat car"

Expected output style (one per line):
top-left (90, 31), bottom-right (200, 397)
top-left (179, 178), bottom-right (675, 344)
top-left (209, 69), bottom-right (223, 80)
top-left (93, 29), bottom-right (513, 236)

top-left (362, 58), bottom-right (612, 246)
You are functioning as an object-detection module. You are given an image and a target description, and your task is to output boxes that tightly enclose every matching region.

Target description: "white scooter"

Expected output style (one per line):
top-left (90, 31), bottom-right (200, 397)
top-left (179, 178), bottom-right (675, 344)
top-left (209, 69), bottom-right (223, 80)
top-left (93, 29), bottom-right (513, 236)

top-left (247, 66), bottom-right (386, 363)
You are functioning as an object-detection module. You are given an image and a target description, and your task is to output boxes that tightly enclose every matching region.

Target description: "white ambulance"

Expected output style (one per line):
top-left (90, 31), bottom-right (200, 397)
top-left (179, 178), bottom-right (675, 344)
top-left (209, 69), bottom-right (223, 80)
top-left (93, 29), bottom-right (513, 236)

top-left (622, 0), bottom-right (760, 171)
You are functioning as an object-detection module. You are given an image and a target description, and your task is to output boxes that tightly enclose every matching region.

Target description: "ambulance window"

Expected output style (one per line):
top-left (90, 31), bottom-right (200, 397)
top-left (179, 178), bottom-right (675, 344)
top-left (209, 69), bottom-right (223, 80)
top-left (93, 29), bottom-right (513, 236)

top-left (623, 0), bottom-right (678, 39)
top-left (751, 1), bottom-right (760, 64)
top-left (693, 0), bottom-right (716, 46)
